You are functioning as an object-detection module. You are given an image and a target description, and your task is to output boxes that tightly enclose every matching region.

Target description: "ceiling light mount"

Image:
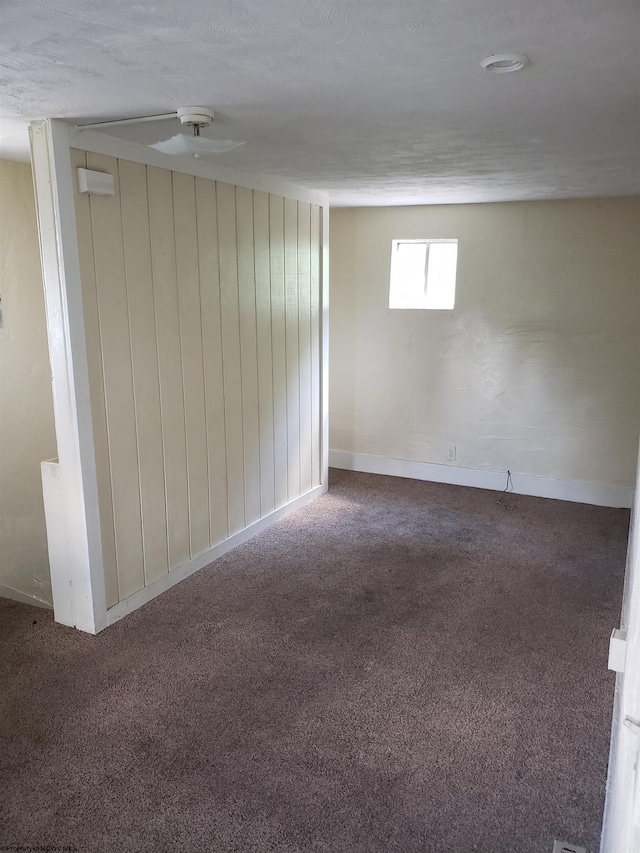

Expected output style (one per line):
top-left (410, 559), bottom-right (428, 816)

top-left (176, 106), bottom-right (215, 135)
top-left (481, 54), bottom-right (529, 73)
top-left (74, 105), bottom-right (245, 157)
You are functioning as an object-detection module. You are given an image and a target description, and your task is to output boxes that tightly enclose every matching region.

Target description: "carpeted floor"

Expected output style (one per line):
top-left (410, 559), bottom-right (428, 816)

top-left (0, 470), bottom-right (628, 853)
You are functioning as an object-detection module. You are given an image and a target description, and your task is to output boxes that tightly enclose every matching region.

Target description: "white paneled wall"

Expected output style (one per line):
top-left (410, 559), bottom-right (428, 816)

top-left (71, 150), bottom-right (322, 608)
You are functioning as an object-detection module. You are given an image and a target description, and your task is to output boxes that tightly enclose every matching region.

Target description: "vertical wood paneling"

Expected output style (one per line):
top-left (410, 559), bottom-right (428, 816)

top-left (118, 159), bottom-right (169, 584)
top-left (71, 148), bottom-right (119, 608)
top-left (236, 187), bottom-right (261, 526)
top-left (195, 177), bottom-right (228, 546)
top-left (75, 155), bottom-right (324, 607)
top-left (86, 153), bottom-right (144, 599)
top-left (269, 194), bottom-right (288, 510)
top-left (147, 166), bottom-right (190, 569)
top-left (297, 202), bottom-right (313, 495)
top-left (310, 205), bottom-right (322, 487)
top-left (253, 191), bottom-right (275, 517)
top-left (172, 172), bottom-right (211, 557)
top-left (217, 182), bottom-right (245, 535)
top-left (284, 197), bottom-right (300, 500)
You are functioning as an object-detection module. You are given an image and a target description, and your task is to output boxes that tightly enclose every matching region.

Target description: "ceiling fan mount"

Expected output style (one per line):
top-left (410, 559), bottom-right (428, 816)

top-left (75, 105), bottom-right (245, 156)
top-left (176, 106), bottom-right (215, 135)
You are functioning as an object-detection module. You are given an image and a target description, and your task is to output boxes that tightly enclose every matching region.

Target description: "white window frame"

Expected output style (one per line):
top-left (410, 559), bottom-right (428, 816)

top-left (389, 238), bottom-right (458, 310)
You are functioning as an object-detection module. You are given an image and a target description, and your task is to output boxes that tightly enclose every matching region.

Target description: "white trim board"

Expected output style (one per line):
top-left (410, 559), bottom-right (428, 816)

top-left (320, 204), bottom-right (330, 487)
top-left (329, 450), bottom-right (634, 509)
top-left (0, 584), bottom-right (53, 610)
top-left (107, 484), bottom-right (325, 628)
top-left (30, 122), bottom-right (109, 634)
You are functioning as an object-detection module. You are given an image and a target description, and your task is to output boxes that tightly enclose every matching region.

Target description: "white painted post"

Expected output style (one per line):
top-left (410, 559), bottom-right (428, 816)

top-left (29, 119), bottom-right (107, 633)
top-left (320, 203), bottom-right (330, 491)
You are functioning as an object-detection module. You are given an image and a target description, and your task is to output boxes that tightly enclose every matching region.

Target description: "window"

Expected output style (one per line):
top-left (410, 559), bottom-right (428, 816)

top-left (389, 239), bottom-right (458, 310)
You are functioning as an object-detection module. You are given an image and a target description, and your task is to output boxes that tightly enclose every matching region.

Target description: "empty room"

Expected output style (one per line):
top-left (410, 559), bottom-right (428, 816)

top-left (1, 2), bottom-right (639, 852)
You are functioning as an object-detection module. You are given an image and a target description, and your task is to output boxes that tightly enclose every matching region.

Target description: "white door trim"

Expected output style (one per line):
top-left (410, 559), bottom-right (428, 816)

top-left (601, 439), bottom-right (640, 851)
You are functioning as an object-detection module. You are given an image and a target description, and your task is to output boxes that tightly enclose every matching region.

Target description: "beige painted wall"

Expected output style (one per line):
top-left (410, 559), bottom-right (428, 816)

top-left (330, 198), bottom-right (640, 487)
top-left (0, 160), bottom-right (56, 604)
top-left (72, 152), bottom-right (322, 608)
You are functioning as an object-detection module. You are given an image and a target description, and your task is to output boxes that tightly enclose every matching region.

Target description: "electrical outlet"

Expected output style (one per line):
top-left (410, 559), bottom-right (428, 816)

top-left (552, 841), bottom-right (586, 853)
top-left (446, 445), bottom-right (456, 462)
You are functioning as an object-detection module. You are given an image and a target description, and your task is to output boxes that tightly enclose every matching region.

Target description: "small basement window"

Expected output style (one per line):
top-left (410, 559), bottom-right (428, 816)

top-left (389, 239), bottom-right (458, 310)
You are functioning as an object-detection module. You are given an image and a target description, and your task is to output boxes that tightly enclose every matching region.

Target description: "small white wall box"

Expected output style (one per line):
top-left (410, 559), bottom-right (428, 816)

top-left (77, 168), bottom-right (115, 196)
top-left (608, 628), bottom-right (627, 673)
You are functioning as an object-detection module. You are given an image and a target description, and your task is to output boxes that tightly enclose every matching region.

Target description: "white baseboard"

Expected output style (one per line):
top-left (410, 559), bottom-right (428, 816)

top-left (107, 484), bottom-right (326, 627)
top-left (0, 583), bottom-right (53, 610)
top-left (329, 450), bottom-right (634, 509)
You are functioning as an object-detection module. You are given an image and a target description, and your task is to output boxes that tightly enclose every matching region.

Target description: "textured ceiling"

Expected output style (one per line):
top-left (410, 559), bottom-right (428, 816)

top-left (1, 0), bottom-right (639, 205)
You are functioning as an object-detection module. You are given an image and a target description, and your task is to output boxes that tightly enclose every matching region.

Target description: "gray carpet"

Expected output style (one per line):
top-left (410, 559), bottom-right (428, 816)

top-left (0, 469), bottom-right (628, 853)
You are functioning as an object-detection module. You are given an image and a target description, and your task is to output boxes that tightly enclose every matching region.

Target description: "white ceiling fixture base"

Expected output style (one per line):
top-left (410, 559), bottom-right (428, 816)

top-left (176, 106), bottom-right (215, 129)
